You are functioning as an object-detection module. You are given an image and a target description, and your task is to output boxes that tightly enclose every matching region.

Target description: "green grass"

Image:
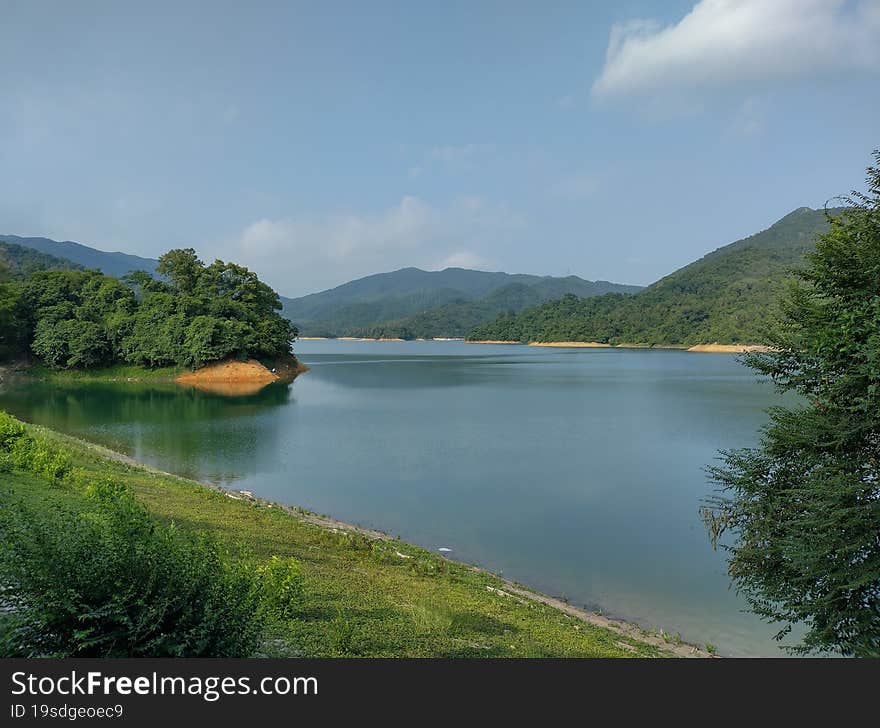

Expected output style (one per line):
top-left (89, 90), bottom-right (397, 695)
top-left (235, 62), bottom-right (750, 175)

top-left (26, 362), bottom-right (185, 382)
top-left (3, 420), bottom-right (676, 658)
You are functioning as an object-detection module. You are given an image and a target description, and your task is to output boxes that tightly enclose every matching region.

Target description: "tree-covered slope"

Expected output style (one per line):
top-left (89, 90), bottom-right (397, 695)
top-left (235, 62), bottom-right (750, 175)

top-left (351, 278), bottom-right (640, 339)
top-left (0, 235), bottom-right (159, 278)
top-left (468, 207), bottom-right (840, 346)
top-left (1, 248), bottom-right (296, 369)
top-left (284, 267), bottom-right (641, 336)
top-left (0, 241), bottom-right (84, 278)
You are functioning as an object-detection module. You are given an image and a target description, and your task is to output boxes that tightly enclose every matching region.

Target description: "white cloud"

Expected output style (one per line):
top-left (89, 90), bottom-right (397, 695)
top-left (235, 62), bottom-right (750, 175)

top-left (222, 196), bottom-right (523, 296)
top-left (435, 250), bottom-right (492, 270)
top-left (593, 0), bottom-right (880, 98)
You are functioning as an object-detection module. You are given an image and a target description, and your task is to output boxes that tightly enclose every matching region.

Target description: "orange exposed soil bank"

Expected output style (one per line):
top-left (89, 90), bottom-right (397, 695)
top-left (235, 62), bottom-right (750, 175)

top-left (175, 355), bottom-right (309, 395)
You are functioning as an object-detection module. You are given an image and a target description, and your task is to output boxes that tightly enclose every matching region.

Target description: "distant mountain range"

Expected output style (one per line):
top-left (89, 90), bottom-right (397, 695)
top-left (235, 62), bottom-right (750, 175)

top-left (0, 235), bottom-right (159, 279)
top-left (280, 268), bottom-right (642, 337)
top-left (0, 240), bottom-right (85, 279)
top-left (5, 207), bottom-right (835, 346)
top-left (0, 235), bottom-right (640, 339)
top-left (469, 207), bottom-right (840, 346)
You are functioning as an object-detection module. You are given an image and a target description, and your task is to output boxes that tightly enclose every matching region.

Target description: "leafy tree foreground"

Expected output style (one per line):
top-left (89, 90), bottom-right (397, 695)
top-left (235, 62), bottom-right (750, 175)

top-left (702, 152), bottom-right (880, 656)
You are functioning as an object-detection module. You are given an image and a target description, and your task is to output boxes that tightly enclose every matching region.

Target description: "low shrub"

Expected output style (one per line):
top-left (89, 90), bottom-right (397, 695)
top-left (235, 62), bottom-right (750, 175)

top-left (0, 412), bottom-right (305, 657)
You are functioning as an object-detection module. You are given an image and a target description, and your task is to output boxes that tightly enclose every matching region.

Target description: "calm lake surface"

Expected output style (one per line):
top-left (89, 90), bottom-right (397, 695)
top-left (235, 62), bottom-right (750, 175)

top-left (0, 341), bottom-right (797, 656)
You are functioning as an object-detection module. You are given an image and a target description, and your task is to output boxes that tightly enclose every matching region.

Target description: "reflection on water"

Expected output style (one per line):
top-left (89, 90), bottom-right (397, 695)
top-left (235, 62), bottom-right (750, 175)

top-left (0, 379), bottom-right (292, 484)
top-left (179, 380), bottom-right (276, 397)
top-left (0, 341), bottom-right (798, 656)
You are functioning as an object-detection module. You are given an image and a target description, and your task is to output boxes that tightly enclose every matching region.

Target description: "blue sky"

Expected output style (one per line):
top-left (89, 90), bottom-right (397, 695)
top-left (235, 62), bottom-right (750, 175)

top-left (2, 0), bottom-right (878, 296)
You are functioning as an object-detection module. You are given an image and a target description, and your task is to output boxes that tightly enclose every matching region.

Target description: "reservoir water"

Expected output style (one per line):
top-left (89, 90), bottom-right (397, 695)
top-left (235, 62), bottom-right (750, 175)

top-left (0, 340), bottom-right (796, 656)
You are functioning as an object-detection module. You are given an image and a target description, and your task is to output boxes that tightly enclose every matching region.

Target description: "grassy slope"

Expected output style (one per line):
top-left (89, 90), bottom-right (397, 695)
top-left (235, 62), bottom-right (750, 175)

top-left (5, 421), bottom-right (678, 658)
top-left (25, 362), bottom-right (185, 382)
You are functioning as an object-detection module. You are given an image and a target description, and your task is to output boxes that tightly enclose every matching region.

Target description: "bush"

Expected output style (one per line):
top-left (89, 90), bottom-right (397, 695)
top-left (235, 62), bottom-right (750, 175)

top-left (0, 481), bottom-right (266, 657)
top-left (0, 412), bottom-right (71, 480)
top-left (0, 412), bottom-right (305, 657)
top-left (257, 556), bottom-right (304, 622)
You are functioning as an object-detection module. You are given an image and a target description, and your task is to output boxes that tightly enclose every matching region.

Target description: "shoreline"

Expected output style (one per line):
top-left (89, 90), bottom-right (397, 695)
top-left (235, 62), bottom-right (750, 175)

top-left (25, 421), bottom-right (710, 658)
top-left (4, 356), bottom-right (310, 390)
top-left (464, 340), bottom-right (769, 353)
top-left (298, 338), bottom-right (767, 353)
top-left (529, 341), bottom-right (613, 348)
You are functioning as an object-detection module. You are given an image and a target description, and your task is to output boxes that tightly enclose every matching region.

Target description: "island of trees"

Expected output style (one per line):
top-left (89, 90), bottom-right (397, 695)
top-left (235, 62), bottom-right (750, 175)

top-left (0, 248), bottom-right (297, 370)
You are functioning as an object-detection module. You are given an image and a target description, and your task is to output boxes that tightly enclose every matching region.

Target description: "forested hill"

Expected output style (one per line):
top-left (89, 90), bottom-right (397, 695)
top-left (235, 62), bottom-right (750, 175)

top-left (282, 267), bottom-right (641, 337)
top-left (468, 207), bottom-right (841, 346)
top-left (0, 241), bottom-right (84, 278)
top-left (0, 248), bottom-right (296, 369)
top-left (0, 235), bottom-right (159, 278)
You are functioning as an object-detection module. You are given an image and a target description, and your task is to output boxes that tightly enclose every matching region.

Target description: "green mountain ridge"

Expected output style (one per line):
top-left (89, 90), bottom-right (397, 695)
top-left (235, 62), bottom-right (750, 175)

top-left (350, 278), bottom-right (641, 339)
top-left (283, 267), bottom-right (642, 337)
top-left (0, 241), bottom-right (85, 279)
top-left (468, 207), bottom-right (842, 346)
top-left (1, 236), bottom-right (641, 338)
top-left (0, 235), bottom-right (160, 279)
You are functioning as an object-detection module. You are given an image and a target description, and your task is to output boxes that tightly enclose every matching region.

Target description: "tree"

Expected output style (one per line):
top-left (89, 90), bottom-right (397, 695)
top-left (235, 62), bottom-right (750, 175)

top-left (0, 281), bottom-right (25, 360)
top-left (14, 251), bottom-right (296, 370)
top-left (702, 151), bottom-right (880, 656)
top-left (156, 248), bottom-right (203, 295)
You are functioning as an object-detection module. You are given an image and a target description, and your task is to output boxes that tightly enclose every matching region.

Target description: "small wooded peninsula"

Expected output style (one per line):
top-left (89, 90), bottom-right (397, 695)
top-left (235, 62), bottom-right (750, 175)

top-left (0, 248), bottom-right (297, 373)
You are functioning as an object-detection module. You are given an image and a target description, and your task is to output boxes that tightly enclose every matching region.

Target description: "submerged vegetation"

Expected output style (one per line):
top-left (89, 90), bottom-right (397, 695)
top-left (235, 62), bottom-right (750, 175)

top-left (0, 412), bottom-right (675, 658)
top-left (0, 248), bottom-right (296, 369)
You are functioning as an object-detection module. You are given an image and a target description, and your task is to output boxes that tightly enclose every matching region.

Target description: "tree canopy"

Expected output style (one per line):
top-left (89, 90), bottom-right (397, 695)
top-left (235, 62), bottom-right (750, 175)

top-left (702, 152), bottom-right (880, 656)
top-left (1, 248), bottom-right (297, 369)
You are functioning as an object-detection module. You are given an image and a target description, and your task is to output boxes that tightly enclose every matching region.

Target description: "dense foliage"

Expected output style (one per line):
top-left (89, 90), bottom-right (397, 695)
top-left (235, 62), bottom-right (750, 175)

top-left (469, 207), bottom-right (837, 345)
top-left (282, 266), bottom-right (640, 337)
top-left (0, 265), bottom-right (25, 360)
top-left (0, 248), bottom-right (296, 369)
top-left (0, 241), bottom-right (83, 279)
top-left (702, 153), bottom-right (880, 656)
top-left (347, 279), bottom-right (641, 339)
top-left (0, 234), bottom-right (158, 279)
top-left (0, 412), bottom-right (303, 657)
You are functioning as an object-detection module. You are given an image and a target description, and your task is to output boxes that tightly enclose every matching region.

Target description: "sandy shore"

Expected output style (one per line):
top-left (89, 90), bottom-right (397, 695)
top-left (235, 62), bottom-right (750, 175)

top-left (466, 340), bottom-right (522, 345)
top-left (336, 336), bottom-right (406, 342)
top-left (687, 344), bottom-right (772, 354)
top-left (529, 341), bottom-right (612, 348)
top-left (468, 340), bottom-right (769, 353)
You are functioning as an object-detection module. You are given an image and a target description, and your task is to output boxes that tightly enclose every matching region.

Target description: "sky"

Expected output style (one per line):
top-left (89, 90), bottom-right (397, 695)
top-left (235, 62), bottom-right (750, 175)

top-left (1, 0), bottom-right (879, 297)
